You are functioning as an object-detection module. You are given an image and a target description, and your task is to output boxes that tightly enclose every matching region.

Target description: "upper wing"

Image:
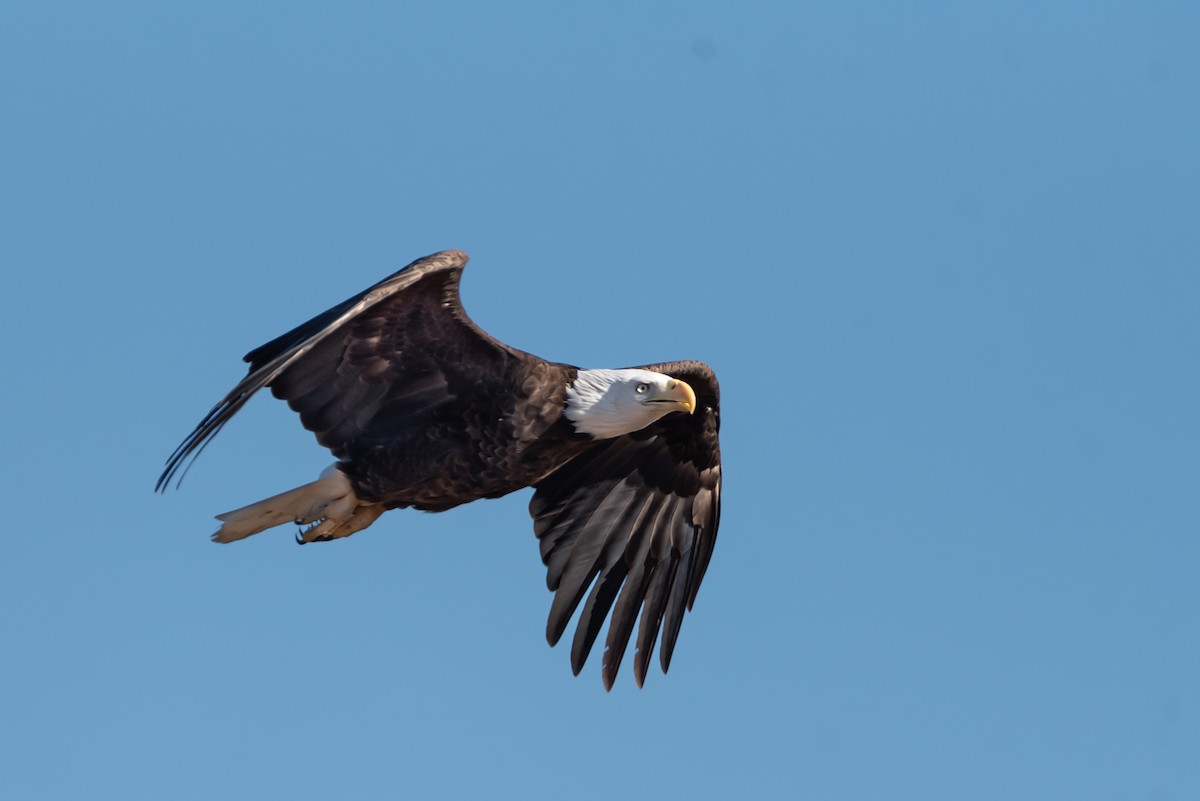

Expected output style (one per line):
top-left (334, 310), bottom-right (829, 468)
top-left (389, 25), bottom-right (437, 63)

top-left (157, 249), bottom-right (522, 490)
top-left (529, 361), bottom-right (722, 689)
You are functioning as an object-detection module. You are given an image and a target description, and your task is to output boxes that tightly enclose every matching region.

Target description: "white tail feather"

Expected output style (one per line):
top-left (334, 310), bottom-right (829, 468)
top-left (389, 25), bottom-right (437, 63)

top-left (213, 465), bottom-right (355, 543)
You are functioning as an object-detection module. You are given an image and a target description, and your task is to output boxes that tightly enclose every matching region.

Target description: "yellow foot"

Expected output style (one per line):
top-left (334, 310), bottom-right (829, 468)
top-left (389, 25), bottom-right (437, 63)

top-left (296, 503), bottom-right (386, 544)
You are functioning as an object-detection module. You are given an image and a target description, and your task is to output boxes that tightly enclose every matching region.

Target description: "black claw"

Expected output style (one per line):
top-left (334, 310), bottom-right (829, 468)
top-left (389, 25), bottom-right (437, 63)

top-left (295, 532), bottom-right (306, 545)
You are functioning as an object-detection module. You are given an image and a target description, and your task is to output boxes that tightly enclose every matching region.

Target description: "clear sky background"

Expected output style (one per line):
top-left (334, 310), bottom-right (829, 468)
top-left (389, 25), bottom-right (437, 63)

top-left (2, 2), bottom-right (1197, 800)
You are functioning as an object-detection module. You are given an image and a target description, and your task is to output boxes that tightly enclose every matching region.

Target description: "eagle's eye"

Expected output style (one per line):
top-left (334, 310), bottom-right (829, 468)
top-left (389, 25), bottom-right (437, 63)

top-left (635, 382), bottom-right (649, 393)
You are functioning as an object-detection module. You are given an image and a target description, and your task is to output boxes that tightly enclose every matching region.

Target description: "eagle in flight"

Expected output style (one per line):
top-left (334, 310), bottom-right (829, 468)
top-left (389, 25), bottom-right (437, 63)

top-left (158, 250), bottom-right (722, 689)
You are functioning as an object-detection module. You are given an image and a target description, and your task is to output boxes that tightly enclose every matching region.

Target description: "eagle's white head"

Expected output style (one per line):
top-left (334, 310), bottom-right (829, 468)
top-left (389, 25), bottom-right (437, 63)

top-left (564, 368), bottom-right (697, 439)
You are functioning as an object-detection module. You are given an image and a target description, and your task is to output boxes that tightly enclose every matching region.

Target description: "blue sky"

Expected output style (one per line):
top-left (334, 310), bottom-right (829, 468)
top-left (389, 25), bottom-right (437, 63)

top-left (2, 2), bottom-right (1197, 799)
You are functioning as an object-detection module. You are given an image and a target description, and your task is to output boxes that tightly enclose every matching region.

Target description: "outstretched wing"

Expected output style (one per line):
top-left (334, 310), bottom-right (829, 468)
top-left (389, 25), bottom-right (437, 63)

top-left (157, 249), bottom-right (523, 490)
top-left (530, 361), bottom-right (722, 689)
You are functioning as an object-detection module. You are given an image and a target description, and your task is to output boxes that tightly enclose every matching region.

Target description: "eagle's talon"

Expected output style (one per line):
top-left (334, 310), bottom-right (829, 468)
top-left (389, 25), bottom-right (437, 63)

top-left (295, 520), bottom-right (325, 543)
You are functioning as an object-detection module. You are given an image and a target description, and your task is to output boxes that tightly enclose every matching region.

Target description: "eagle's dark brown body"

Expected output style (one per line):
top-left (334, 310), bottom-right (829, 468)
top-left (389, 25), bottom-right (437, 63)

top-left (254, 277), bottom-right (592, 511)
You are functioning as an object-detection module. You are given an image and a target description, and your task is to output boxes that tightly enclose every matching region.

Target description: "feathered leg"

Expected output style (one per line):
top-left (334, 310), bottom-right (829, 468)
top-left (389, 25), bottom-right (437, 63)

top-left (212, 464), bottom-right (384, 544)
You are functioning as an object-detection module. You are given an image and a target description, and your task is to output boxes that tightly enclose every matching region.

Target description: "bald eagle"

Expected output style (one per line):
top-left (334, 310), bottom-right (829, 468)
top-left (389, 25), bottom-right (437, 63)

top-left (158, 250), bottom-right (722, 689)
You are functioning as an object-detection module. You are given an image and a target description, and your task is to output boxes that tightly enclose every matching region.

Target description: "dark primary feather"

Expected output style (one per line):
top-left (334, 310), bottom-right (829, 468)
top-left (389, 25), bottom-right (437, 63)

top-left (531, 361), bottom-right (721, 689)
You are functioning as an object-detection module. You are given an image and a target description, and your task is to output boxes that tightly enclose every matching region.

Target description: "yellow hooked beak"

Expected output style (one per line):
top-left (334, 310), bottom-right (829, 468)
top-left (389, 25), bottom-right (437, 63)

top-left (650, 378), bottom-right (697, 414)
